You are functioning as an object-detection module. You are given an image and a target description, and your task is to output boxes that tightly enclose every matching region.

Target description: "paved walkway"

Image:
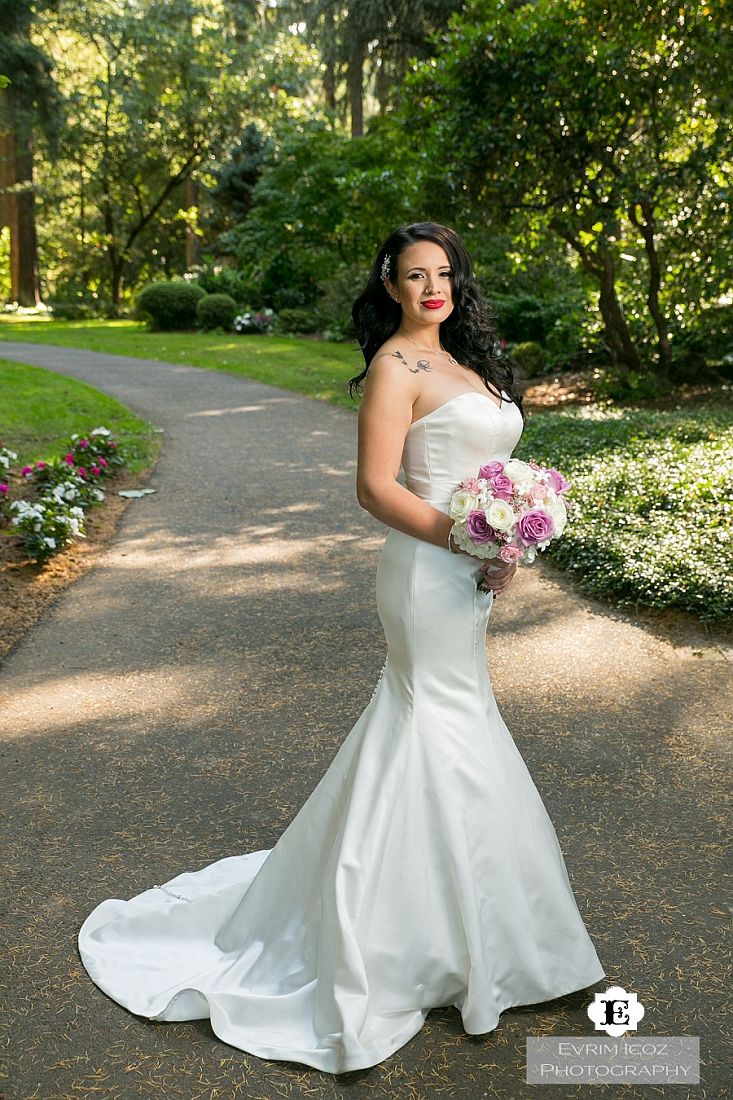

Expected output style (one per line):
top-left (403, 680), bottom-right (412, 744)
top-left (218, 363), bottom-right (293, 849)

top-left (0, 342), bottom-right (729, 1099)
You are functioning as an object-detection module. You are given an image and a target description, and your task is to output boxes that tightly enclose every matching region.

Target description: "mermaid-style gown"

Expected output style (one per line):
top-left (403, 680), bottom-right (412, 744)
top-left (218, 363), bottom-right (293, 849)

top-left (78, 389), bottom-right (605, 1074)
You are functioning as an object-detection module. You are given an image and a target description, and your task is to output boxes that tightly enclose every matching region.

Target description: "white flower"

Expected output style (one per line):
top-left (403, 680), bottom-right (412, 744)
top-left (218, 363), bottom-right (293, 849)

top-left (486, 498), bottom-right (516, 533)
top-left (450, 489), bottom-right (480, 520)
top-left (90, 426), bottom-right (111, 436)
top-left (546, 496), bottom-right (568, 536)
top-left (503, 459), bottom-right (534, 486)
top-left (44, 536), bottom-right (57, 549)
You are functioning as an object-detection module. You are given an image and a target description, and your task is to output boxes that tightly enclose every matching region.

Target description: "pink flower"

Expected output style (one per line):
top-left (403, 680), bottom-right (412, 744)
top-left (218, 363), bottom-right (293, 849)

top-left (21, 465), bottom-right (33, 477)
top-left (35, 461), bottom-right (47, 469)
top-left (0, 482), bottom-right (8, 493)
top-left (98, 457), bottom-right (108, 467)
top-left (517, 509), bottom-right (555, 545)
top-left (77, 466), bottom-right (87, 478)
top-left (547, 467), bottom-right (571, 494)
top-left (489, 473), bottom-right (514, 500)
top-left (91, 465), bottom-right (101, 476)
top-left (478, 461), bottom-right (504, 479)
top-left (498, 544), bottom-right (523, 564)
top-left (79, 438), bottom-right (89, 448)
top-left (110, 441), bottom-right (118, 449)
top-left (65, 453), bottom-right (74, 465)
top-left (459, 476), bottom-right (482, 493)
top-left (466, 510), bottom-right (498, 544)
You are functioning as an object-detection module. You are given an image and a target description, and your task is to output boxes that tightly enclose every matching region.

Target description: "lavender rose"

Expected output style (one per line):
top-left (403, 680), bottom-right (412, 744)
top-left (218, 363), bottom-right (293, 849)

top-left (546, 467), bottom-right (571, 494)
top-left (516, 508), bottom-right (556, 545)
top-left (489, 472), bottom-right (514, 500)
top-left (478, 461), bottom-right (504, 479)
top-left (466, 510), bottom-right (498, 544)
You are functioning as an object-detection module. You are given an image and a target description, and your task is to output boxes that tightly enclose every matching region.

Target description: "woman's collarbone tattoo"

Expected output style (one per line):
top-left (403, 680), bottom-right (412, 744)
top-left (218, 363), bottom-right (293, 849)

top-left (392, 349), bottom-right (432, 374)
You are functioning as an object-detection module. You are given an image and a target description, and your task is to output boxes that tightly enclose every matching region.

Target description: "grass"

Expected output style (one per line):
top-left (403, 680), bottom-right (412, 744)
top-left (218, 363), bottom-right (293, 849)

top-left (0, 357), bottom-right (160, 470)
top-left (0, 316), bottom-right (364, 409)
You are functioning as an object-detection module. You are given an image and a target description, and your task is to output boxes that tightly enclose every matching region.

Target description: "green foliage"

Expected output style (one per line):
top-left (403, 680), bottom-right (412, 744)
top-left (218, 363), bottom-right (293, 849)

top-left (134, 280), bottom-right (205, 331)
top-left (508, 342), bottom-right (550, 377)
top-left (516, 403), bottom-right (733, 623)
top-left (272, 308), bottom-right (322, 335)
top-left (190, 265), bottom-right (249, 305)
top-left (196, 292), bottom-right (237, 331)
top-left (403, 0), bottom-right (732, 385)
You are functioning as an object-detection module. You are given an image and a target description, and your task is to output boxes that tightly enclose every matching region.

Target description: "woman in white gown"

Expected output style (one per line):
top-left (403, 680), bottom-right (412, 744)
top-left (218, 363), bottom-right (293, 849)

top-left (78, 221), bottom-right (605, 1074)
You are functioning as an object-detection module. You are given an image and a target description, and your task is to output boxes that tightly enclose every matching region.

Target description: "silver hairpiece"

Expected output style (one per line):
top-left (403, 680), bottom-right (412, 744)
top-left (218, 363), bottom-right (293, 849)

top-left (380, 253), bottom-right (391, 282)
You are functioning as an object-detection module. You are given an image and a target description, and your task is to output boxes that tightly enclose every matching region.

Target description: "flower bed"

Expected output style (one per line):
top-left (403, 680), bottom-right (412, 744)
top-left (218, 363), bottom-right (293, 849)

top-left (0, 427), bottom-right (125, 563)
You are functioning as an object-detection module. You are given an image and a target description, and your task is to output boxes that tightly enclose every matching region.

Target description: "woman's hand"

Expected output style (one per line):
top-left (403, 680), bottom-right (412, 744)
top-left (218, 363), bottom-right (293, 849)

top-left (478, 559), bottom-right (517, 596)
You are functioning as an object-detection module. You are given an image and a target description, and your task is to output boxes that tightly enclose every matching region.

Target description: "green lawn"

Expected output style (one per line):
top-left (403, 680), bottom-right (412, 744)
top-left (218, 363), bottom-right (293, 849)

top-left (0, 316), bottom-right (363, 409)
top-left (0, 357), bottom-right (160, 470)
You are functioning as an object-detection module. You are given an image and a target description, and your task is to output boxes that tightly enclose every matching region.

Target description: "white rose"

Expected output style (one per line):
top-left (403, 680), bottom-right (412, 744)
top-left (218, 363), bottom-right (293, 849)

top-left (546, 496), bottom-right (568, 536)
top-left (486, 498), bottom-right (516, 533)
top-left (503, 459), bottom-right (534, 486)
top-left (450, 489), bottom-right (479, 520)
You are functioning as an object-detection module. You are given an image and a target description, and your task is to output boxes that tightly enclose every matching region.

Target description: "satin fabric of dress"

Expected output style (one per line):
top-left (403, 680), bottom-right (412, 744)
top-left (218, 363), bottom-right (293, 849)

top-left (77, 389), bottom-right (605, 1074)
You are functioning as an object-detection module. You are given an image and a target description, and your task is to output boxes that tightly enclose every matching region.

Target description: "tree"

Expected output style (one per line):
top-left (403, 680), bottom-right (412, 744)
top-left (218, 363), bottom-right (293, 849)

top-left (404, 0), bottom-right (732, 386)
top-left (0, 0), bottom-right (62, 306)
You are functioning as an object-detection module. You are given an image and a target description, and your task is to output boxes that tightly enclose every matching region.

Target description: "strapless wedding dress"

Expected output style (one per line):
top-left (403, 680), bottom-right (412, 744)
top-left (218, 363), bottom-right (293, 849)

top-left (78, 388), bottom-right (605, 1074)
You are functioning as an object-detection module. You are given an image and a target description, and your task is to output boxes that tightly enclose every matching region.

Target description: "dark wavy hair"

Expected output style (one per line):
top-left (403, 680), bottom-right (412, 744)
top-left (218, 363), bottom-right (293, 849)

top-left (348, 221), bottom-right (524, 418)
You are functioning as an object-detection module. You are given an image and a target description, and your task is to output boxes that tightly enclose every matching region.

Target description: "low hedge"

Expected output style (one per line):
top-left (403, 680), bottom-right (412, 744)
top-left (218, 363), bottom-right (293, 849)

top-left (135, 280), bottom-right (206, 330)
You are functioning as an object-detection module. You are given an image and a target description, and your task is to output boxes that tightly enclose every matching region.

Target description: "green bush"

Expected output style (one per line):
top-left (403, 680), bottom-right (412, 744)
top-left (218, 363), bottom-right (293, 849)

top-left (134, 279), bottom-right (206, 330)
top-left (48, 300), bottom-right (99, 321)
top-left (196, 293), bottom-right (237, 331)
top-left (273, 307), bottom-right (322, 335)
top-left (515, 404), bottom-right (733, 623)
top-left (508, 341), bottom-right (550, 376)
top-left (189, 264), bottom-right (249, 304)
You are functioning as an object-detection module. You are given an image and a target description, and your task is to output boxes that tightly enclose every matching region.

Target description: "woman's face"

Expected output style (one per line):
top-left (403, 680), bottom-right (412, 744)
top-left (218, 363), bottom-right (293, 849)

top-left (388, 240), bottom-right (455, 329)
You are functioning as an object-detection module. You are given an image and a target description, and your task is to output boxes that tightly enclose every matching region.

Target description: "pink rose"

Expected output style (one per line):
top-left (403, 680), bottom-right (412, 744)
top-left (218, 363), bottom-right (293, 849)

top-left (35, 461), bottom-right (47, 469)
top-left (478, 461), bottom-right (504, 479)
top-left (77, 466), bottom-right (87, 478)
top-left (79, 438), bottom-right (89, 448)
top-left (498, 544), bottom-right (523, 563)
top-left (0, 483), bottom-right (8, 493)
top-left (65, 453), bottom-right (74, 464)
top-left (489, 473), bottom-right (514, 500)
top-left (98, 457), bottom-right (108, 467)
top-left (91, 465), bottom-right (101, 476)
top-left (547, 467), bottom-right (570, 494)
top-left (21, 465), bottom-right (33, 477)
top-left (466, 510), bottom-right (498, 544)
top-left (517, 508), bottom-right (555, 545)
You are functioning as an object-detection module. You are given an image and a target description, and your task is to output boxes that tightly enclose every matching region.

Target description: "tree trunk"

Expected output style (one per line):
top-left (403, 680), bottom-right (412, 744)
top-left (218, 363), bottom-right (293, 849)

top-left (348, 39), bottom-right (364, 137)
top-left (322, 6), bottom-right (336, 111)
top-left (596, 244), bottom-right (641, 376)
top-left (552, 220), bottom-right (641, 378)
top-left (630, 199), bottom-right (672, 383)
top-left (185, 176), bottom-right (200, 270)
top-left (0, 125), bottom-right (39, 306)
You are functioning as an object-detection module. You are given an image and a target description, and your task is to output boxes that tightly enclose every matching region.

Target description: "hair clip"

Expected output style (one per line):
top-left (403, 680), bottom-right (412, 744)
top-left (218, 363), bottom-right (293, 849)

top-left (380, 254), bottom-right (391, 282)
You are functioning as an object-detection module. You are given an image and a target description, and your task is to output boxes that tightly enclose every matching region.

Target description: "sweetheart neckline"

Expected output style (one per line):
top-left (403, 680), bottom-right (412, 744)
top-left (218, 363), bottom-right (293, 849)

top-left (408, 390), bottom-right (507, 431)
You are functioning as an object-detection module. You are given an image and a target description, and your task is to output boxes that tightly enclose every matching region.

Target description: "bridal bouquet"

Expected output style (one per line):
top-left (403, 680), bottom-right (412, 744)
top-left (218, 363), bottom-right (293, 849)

top-left (449, 459), bottom-right (572, 594)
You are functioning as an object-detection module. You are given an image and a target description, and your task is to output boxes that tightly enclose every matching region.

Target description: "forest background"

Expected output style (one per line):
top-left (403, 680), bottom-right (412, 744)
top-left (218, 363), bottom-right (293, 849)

top-left (0, 0), bottom-right (731, 399)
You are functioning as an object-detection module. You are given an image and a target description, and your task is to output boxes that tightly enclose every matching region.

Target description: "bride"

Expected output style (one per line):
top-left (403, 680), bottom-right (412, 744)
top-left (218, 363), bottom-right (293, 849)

top-left (78, 221), bottom-right (606, 1075)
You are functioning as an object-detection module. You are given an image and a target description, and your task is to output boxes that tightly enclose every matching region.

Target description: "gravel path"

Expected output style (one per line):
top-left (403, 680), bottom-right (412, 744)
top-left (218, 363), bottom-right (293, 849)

top-left (0, 341), bottom-right (729, 1100)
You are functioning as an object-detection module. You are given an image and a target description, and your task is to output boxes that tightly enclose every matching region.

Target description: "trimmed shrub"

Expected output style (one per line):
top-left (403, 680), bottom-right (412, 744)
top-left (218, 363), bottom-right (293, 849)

top-left (134, 279), bottom-right (206, 330)
top-left (47, 300), bottom-right (99, 320)
top-left (273, 307), bottom-right (322, 335)
top-left (508, 341), bottom-right (550, 376)
top-left (196, 293), bottom-right (237, 331)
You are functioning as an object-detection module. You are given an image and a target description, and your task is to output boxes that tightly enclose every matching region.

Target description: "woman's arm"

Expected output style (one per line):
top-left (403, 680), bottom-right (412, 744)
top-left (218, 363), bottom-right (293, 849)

top-left (355, 354), bottom-right (454, 549)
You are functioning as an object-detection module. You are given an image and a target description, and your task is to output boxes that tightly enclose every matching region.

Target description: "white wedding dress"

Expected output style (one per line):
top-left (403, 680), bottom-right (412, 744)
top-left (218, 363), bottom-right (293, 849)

top-left (78, 388), bottom-right (605, 1074)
